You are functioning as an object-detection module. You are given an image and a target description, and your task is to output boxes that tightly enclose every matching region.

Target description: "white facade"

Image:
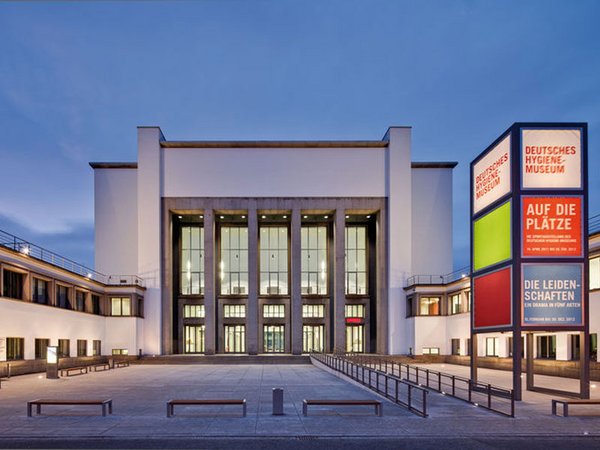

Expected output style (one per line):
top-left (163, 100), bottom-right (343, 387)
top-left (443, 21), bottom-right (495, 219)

top-left (91, 126), bottom-right (455, 355)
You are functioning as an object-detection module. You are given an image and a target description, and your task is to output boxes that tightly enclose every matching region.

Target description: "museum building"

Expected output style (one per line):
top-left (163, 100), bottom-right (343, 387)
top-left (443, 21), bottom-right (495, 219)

top-left (0, 125), bottom-right (598, 368)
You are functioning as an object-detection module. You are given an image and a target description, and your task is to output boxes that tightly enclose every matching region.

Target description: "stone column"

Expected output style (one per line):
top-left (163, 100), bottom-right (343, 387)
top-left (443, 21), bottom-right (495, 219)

top-left (247, 204), bottom-right (259, 355)
top-left (203, 209), bottom-right (216, 355)
top-left (334, 208), bottom-right (346, 352)
top-left (291, 209), bottom-right (303, 354)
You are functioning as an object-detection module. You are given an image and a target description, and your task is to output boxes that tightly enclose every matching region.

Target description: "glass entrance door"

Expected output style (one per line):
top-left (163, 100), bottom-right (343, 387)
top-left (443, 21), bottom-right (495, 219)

top-left (346, 325), bottom-right (364, 352)
top-left (263, 325), bottom-right (285, 353)
top-left (224, 325), bottom-right (245, 353)
top-left (184, 325), bottom-right (205, 353)
top-left (303, 325), bottom-right (324, 353)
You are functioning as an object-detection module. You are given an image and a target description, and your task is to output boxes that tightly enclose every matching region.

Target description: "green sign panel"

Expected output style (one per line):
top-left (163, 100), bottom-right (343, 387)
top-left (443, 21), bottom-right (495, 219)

top-left (473, 200), bottom-right (512, 272)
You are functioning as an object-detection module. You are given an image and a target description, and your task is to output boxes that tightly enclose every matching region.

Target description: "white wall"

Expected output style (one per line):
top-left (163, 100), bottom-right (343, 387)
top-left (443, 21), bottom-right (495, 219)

top-left (94, 168), bottom-right (138, 275)
top-left (104, 317), bottom-right (144, 356)
top-left (0, 298), bottom-right (105, 359)
top-left (413, 316), bottom-right (448, 354)
top-left (162, 147), bottom-right (386, 198)
top-left (411, 168), bottom-right (454, 275)
top-left (386, 127), bottom-right (413, 355)
top-left (137, 127), bottom-right (164, 355)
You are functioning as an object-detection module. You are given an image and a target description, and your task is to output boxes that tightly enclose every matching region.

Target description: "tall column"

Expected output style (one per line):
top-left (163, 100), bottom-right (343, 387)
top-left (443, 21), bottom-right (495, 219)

top-left (203, 210), bottom-right (216, 355)
top-left (247, 204), bottom-right (259, 355)
top-left (334, 208), bottom-right (346, 352)
top-left (291, 209), bottom-right (302, 354)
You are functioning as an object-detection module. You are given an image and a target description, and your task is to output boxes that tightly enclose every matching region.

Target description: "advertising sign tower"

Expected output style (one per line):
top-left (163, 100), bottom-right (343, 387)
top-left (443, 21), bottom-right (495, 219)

top-left (470, 123), bottom-right (588, 400)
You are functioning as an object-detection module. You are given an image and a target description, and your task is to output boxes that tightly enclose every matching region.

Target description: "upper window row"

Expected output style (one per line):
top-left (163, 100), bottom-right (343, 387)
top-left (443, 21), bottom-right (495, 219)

top-left (179, 225), bottom-right (369, 297)
top-left (2, 269), bottom-right (103, 315)
top-left (407, 292), bottom-right (471, 317)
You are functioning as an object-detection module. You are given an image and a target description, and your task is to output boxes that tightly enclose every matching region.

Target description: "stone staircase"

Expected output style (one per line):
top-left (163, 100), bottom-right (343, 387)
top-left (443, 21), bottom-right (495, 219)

top-left (135, 354), bottom-right (311, 365)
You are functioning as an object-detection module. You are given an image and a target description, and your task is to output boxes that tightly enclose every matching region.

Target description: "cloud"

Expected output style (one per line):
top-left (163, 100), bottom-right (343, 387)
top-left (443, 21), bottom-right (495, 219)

top-left (0, 213), bottom-right (94, 269)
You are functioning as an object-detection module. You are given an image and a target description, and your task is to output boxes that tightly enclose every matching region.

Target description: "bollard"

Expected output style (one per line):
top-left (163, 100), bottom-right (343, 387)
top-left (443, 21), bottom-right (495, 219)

top-left (6, 363), bottom-right (11, 379)
top-left (272, 388), bottom-right (284, 415)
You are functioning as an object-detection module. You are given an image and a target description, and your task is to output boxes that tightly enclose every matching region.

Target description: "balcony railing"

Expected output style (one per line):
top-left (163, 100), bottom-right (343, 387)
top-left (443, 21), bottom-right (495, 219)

top-left (406, 266), bottom-right (470, 287)
top-left (0, 229), bottom-right (143, 287)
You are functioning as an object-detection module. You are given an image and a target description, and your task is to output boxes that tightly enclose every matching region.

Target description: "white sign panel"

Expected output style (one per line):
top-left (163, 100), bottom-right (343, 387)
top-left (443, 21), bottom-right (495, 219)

top-left (0, 338), bottom-right (6, 362)
top-left (522, 128), bottom-right (582, 189)
top-left (473, 134), bottom-right (511, 214)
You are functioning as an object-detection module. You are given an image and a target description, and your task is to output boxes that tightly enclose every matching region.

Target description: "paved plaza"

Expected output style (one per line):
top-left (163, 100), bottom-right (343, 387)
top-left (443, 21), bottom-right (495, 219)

top-left (0, 361), bottom-right (599, 448)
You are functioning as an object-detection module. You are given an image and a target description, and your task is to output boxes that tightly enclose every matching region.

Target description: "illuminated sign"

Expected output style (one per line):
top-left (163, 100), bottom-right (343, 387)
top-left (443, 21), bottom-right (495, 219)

top-left (47, 346), bottom-right (58, 364)
top-left (522, 196), bottom-right (582, 258)
top-left (473, 200), bottom-right (511, 272)
top-left (522, 128), bottom-right (582, 189)
top-left (473, 266), bottom-right (512, 329)
top-left (473, 134), bottom-right (511, 214)
top-left (345, 317), bottom-right (363, 324)
top-left (522, 264), bottom-right (583, 326)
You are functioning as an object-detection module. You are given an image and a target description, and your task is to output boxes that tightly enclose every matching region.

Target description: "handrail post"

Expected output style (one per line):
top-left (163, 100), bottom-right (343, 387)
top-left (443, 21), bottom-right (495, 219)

top-left (438, 372), bottom-right (441, 391)
top-left (511, 390), bottom-right (515, 417)
top-left (487, 384), bottom-right (492, 409)
top-left (452, 375), bottom-right (456, 396)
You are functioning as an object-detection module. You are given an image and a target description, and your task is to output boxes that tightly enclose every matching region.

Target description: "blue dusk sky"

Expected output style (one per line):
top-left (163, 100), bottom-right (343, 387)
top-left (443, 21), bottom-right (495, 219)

top-left (0, 0), bottom-right (599, 271)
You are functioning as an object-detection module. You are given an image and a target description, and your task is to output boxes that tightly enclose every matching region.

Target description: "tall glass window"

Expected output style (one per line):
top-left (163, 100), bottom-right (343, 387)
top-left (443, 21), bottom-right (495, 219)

top-left (301, 226), bottom-right (327, 295)
top-left (346, 325), bottom-right (364, 352)
top-left (419, 297), bottom-right (440, 316)
top-left (185, 325), bottom-right (205, 353)
top-left (345, 226), bottom-right (367, 295)
top-left (263, 304), bottom-right (285, 318)
top-left (224, 325), bottom-right (245, 353)
top-left (58, 339), bottom-right (70, 358)
top-left (32, 278), bottom-right (49, 304)
top-left (537, 335), bottom-right (556, 359)
top-left (111, 297), bottom-right (131, 316)
top-left (220, 227), bottom-right (248, 295)
top-left (3, 270), bottom-right (24, 300)
top-left (263, 325), bottom-right (285, 353)
top-left (6, 338), bottom-right (24, 360)
top-left (77, 340), bottom-right (87, 357)
top-left (76, 291), bottom-right (86, 312)
top-left (56, 285), bottom-right (71, 309)
top-left (303, 325), bottom-right (324, 352)
top-left (260, 226), bottom-right (288, 295)
top-left (302, 304), bottom-right (325, 318)
top-left (35, 338), bottom-right (50, 359)
top-left (449, 293), bottom-right (462, 315)
top-left (184, 304), bottom-right (205, 318)
top-left (181, 226), bottom-right (204, 295)
top-left (345, 304), bottom-right (365, 318)
top-left (486, 337), bottom-right (499, 356)
top-left (224, 304), bottom-right (246, 318)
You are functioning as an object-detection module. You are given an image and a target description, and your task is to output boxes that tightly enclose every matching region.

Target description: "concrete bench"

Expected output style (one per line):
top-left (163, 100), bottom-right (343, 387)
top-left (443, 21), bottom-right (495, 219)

top-left (93, 363), bottom-right (111, 372)
top-left (114, 361), bottom-right (129, 368)
top-left (166, 399), bottom-right (247, 417)
top-left (27, 399), bottom-right (113, 417)
top-left (59, 366), bottom-right (88, 377)
top-left (552, 399), bottom-right (600, 417)
top-left (302, 399), bottom-right (382, 416)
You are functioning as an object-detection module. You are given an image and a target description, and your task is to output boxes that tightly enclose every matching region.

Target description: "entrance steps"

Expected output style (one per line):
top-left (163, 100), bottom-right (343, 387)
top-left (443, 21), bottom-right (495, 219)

top-left (136, 354), bottom-right (311, 365)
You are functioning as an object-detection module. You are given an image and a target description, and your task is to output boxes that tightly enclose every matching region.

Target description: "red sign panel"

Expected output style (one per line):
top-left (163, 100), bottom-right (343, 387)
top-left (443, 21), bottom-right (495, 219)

top-left (473, 266), bottom-right (512, 329)
top-left (522, 196), bottom-right (582, 257)
top-left (345, 317), bottom-right (363, 324)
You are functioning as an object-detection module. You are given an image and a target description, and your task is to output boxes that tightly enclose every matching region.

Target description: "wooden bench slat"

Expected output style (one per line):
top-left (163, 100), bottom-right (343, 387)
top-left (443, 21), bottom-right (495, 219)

top-left (166, 399), bottom-right (246, 417)
top-left (302, 399), bottom-right (382, 417)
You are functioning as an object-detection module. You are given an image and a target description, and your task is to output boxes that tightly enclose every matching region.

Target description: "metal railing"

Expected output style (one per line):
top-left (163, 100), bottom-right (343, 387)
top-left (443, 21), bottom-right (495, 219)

top-left (590, 213), bottom-right (600, 236)
top-left (0, 229), bottom-right (143, 287)
top-left (405, 266), bottom-right (470, 287)
top-left (311, 352), bottom-right (429, 417)
top-left (347, 354), bottom-right (514, 417)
